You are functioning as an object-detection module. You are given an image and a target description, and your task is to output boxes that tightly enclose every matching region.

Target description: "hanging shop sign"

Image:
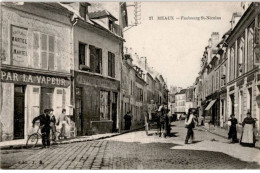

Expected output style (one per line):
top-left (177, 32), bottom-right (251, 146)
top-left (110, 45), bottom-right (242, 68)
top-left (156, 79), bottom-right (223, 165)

top-left (11, 26), bottom-right (28, 67)
top-left (0, 70), bottom-right (70, 87)
top-left (247, 74), bottom-right (255, 83)
top-left (256, 95), bottom-right (260, 108)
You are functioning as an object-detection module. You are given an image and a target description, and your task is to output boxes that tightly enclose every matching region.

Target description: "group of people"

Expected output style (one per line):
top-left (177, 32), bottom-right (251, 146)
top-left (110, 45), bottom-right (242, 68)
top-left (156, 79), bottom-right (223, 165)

top-left (184, 109), bottom-right (258, 147)
top-left (228, 112), bottom-right (257, 147)
top-left (32, 108), bottom-right (69, 148)
top-left (123, 100), bottom-right (171, 138)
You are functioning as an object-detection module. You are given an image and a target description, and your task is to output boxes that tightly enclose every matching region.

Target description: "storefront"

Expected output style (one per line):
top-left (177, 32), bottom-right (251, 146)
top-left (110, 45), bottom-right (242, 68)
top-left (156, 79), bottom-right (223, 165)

top-left (74, 71), bottom-right (120, 136)
top-left (0, 66), bottom-right (71, 141)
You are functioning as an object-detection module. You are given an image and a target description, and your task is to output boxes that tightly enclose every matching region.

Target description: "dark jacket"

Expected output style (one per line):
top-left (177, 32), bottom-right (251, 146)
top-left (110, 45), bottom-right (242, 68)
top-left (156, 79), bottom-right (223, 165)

top-left (32, 114), bottom-right (51, 128)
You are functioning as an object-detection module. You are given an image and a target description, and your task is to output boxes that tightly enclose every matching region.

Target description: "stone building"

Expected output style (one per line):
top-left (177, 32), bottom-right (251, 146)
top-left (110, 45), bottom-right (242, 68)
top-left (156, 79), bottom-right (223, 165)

top-left (65, 2), bottom-right (124, 135)
top-left (0, 2), bottom-right (73, 141)
top-left (226, 2), bottom-right (260, 133)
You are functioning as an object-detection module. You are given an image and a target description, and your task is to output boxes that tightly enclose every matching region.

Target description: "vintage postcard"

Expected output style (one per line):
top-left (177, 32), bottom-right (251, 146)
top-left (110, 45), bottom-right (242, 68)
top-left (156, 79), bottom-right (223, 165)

top-left (0, 0), bottom-right (260, 170)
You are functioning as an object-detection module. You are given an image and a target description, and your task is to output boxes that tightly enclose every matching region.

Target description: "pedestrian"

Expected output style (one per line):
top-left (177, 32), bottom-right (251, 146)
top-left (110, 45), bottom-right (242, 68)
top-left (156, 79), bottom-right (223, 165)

top-left (157, 103), bottom-right (167, 137)
top-left (240, 112), bottom-right (256, 147)
top-left (184, 108), bottom-right (196, 144)
top-left (57, 109), bottom-right (68, 139)
top-left (227, 114), bottom-right (238, 143)
top-left (124, 111), bottom-right (132, 130)
top-left (32, 109), bottom-right (51, 148)
top-left (49, 108), bottom-right (56, 142)
top-left (148, 100), bottom-right (157, 124)
top-left (143, 104), bottom-right (149, 136)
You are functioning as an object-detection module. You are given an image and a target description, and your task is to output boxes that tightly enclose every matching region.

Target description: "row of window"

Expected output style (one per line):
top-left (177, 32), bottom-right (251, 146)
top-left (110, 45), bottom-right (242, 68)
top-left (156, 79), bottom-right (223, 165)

top-left (79, 43), bottom-right (115, 78)
top-left (229, 23), bottom-right (255, 82)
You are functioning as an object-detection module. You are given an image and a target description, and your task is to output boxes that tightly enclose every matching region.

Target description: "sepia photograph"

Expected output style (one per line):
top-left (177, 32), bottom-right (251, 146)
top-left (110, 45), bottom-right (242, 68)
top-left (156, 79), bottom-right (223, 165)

top-left (0, 0), bottom-right (260, 170)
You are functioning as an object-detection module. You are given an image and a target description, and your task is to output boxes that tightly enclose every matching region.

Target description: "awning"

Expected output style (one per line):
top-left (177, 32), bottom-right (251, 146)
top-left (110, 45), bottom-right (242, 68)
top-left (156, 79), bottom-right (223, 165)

top-left (205, 100), bottom-right (216, 111)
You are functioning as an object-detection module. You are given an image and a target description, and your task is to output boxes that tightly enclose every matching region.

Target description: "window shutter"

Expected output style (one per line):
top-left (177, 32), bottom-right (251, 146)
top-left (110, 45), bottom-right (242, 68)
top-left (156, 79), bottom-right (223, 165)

top-left (41, 52), bottom-right (48, 69)
top-left (41, 34), bottom-right (48, 69)
top-left (48, 36), bottom-right (55, 70)
top-left (112, 53), bottom-right (115, 78)
top-left (108, 52), bottom-right (112, 77)
top-left (89, 45), bottom-right (96, 72)
top-left (41, 34), bottom-right (47, 51)
top-left (33, 32), bottom-right (40, 68)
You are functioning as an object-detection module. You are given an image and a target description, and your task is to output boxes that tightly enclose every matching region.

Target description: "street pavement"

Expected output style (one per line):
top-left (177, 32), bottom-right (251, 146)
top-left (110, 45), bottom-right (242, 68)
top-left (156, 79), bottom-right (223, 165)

top-left (1, 121), bottom-right (260, 169)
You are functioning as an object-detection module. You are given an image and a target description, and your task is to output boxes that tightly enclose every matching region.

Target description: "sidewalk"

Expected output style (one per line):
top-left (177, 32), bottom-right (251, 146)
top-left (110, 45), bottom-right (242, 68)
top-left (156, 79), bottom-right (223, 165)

top-left (0, 126), bottom-right (144, 150)
top-left (199, 124), bottom-right (260, 149)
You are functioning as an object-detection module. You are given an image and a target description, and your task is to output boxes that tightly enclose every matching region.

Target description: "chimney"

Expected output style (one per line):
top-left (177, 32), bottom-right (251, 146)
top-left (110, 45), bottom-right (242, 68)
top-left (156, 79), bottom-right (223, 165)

top-left (230, 12), bottom-right (242, 30)
top-left (211, 32), bottom-right (219, 48)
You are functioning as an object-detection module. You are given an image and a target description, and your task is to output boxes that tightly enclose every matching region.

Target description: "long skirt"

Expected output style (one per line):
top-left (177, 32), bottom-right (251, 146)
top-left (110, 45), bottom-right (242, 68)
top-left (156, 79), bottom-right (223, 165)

top-left (240, 124), bottom-right (255, 147)
top-left (228, 126), bottom-right (237, 142)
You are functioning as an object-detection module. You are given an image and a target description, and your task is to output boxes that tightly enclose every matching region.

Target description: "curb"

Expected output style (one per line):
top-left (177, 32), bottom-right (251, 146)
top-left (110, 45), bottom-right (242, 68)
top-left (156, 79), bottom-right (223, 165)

top-left (0, 126), bottom-right (144, 150)
top-left (200, 126), bottom-right (260, 150)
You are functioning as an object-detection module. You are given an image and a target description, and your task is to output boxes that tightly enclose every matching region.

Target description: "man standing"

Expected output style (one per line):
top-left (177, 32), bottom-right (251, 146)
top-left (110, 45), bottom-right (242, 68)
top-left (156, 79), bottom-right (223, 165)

top-left (32, 109), bottom-right (51, 148)
top-left (148, 100), bottom-right (157, 124)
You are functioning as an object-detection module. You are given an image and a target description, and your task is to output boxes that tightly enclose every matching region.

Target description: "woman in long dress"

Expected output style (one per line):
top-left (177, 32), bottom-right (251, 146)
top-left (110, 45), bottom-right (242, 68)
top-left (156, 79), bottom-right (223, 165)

top-left (228, 114), bottom-right (238, 143)
top-left (240, 112), bottom-right (256, 147)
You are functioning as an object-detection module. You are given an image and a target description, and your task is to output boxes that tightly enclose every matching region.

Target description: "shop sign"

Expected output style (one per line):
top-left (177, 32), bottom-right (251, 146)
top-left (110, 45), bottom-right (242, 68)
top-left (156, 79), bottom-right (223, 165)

top-left (1, 70), bottom-right (70, 87)
top-left (229, 86), bottom-right (235, 92)
top-left (246, 81), bottom-right (253, 87)
top-left (236, 79), bottom-right (244, 87)
top-left (247, 74), bottom-right (255, 82)
top-left (76, 73), bottom-right (119, 91)
top-left (257, 95), bottom-right (260, 108)
top-left (11, 26), bottom-right (28, 67)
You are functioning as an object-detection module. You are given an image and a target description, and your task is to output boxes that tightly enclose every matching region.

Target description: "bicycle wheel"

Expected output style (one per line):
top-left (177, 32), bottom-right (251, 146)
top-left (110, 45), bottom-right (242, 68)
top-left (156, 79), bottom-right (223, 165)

top-left (26, 134), bottom-right (39, 149)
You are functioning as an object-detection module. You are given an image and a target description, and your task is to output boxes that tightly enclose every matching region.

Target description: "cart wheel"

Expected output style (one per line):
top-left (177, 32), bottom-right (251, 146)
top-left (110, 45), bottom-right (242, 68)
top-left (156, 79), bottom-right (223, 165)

top-left (26, 134), bottom-right (39, 149)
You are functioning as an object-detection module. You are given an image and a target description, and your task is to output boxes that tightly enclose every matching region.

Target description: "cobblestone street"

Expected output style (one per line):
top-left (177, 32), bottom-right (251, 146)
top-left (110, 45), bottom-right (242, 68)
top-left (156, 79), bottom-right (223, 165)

top-left (1, 121), bottom-right (260, 169)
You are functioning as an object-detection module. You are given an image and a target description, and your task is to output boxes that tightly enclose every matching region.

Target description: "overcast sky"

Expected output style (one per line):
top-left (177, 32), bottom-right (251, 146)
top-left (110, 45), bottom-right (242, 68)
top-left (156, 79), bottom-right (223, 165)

top-left (102, 2), bottom-right (243, 88)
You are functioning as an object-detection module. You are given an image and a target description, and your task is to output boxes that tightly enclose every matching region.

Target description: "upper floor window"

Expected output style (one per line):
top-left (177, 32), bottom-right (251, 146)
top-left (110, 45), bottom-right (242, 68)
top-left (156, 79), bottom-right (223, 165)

top-left (230, 47), bottom-right (235, 81)
top-left (108, 52), bottom-right (115, 78)
top-left (89, 45), bottom-right (102, 74)
top-left (79, 42), bottom-right (87, 67)
top-left (238, 38), bottom-right (244, 77)
top-left (247, 26), bottom-right (254, 72)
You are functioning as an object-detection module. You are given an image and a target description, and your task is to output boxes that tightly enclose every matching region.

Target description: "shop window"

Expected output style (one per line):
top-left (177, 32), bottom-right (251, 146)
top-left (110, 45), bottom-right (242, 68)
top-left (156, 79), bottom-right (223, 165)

top-left (89, 45), bottom-right (102, 74)
top-left (40, 34), bottom-right (55, 71)
top-left (108, 52), bottom-right (115, 78)
top-left (247, 88), bottom-right (252, 113)
top-left (230, 94), bottom-right (235, 115)
top-left (100, 91), bottom-right (110, 120)
top-left (238, 91), bottom-right (243, 122)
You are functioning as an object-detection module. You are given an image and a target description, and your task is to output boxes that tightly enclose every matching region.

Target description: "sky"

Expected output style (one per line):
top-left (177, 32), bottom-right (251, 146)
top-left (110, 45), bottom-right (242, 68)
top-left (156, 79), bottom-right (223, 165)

top-left (100, 2), bottom-right (243, 88)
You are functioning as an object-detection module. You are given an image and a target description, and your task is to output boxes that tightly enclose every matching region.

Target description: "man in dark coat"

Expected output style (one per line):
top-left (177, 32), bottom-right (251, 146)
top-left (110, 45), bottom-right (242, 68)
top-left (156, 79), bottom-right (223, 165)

top-left (32, 109), bottom-right (51, 148)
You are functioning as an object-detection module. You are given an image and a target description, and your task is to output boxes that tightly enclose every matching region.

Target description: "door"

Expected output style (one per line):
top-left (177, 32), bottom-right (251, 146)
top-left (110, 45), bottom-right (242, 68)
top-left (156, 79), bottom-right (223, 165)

top-left (40, 87), bottom-right (54, 114)
top-left (75, 88), bottom-right (83, 136)
top-left (14, 85), bottom-right (25, 139)
top-left (112, 92), bottom-right (118, 132)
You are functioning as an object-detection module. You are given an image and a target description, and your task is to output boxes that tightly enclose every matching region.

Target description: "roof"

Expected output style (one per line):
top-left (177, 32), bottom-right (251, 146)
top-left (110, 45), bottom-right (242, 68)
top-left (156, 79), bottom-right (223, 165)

top-left (89, 10), bottom-right (118, 21)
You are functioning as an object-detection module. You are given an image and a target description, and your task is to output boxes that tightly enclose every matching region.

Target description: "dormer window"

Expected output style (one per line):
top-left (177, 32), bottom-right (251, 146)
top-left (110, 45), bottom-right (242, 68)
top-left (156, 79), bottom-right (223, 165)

top-left (109, 20), bottom-right (114, 31)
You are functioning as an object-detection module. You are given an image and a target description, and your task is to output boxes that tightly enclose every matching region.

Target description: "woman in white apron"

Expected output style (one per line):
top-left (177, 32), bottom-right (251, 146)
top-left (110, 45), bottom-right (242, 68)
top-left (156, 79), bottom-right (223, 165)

top-left (240, 112), bottom-right (256, 147)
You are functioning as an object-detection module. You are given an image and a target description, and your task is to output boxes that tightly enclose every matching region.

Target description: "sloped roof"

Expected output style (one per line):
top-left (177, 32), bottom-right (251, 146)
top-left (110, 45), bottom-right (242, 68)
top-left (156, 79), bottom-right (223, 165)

top-left (176, 89), bottom-right (186, 95)
top-left (89, 10), bottom-right (118, 21)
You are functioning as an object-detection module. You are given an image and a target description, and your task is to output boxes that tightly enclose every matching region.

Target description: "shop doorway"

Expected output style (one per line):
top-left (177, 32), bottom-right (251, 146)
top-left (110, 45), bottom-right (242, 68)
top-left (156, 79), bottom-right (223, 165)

top-left (75, 88), bottom-right (83, 136)
top-left (112, 92), bottom-right (118, 132)
top-left (40, 88), bottom-right (54, 114)
top-left (14, 85), bottom-right (26, 139)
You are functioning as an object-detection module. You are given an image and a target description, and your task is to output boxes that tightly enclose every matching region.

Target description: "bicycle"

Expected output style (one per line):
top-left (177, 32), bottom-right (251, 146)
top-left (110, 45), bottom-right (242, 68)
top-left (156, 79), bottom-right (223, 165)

top-left (26, 125), bottom-right (61, 149)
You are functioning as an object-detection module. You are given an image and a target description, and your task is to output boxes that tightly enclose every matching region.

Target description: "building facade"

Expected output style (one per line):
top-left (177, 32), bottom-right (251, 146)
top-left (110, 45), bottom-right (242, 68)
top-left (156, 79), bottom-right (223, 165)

top-left (0, 2), bottom-right (73, 141)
